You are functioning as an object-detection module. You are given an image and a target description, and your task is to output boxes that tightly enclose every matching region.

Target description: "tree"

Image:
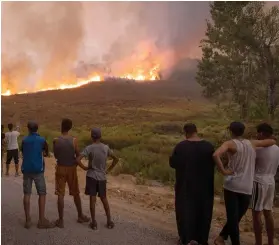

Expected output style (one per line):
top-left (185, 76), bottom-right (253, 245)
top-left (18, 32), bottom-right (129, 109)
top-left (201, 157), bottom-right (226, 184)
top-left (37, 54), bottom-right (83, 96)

top-left (197, 2), bottom-right (279, 119)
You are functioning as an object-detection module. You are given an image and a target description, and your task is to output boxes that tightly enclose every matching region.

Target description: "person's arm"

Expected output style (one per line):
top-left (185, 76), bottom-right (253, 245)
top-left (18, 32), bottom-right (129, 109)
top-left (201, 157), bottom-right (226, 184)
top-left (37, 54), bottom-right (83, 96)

top-left (76, 147), bottom-right (89, 171)
top-left (169, 144), bottom-right (180, 169)
top-left (43, 140), bottom-right (49, 157)
top-left (73, 137), bottom-right (80, 158)
top-left (251, 139), bottom-right (276, 148)
top-left (213, 141), bottom-right (235, 176)
top-left (21, 139), bottom-right (24, 153)
top-left (53, 137), bottom-right (58, 159)
top-left (106, 149), bottom-right (119, 174)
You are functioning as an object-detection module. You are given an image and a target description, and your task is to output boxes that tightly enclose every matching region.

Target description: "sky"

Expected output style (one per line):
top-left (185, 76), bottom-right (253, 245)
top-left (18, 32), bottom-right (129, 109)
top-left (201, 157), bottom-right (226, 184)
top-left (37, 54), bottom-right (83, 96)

top-left (1, 1), bottom-right (212, 92)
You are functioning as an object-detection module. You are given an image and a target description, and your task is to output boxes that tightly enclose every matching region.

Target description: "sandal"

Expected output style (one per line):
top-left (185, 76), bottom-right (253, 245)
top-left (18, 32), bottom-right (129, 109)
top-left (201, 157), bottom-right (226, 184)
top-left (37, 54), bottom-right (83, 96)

top-left (55, 219), bottom-right (64, 228)
top-left (106, 220), bottom-right (115, 229)
top-left (89, 220), bottom-right (98, 230)
top-left (77, 215), bottom-right (90, 223)
top-left (37, 219), bottom-right (56, 229)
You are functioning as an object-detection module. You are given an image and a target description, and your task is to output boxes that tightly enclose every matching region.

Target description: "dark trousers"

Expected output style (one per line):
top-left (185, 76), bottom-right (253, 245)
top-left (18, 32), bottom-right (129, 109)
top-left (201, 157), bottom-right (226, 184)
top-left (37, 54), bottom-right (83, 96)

top-left (175, 195), bottom-right (213, 245)
top-left (6, 149), bottom-right (19, 164)
top-left (220, 189), bottom-right (251, 245)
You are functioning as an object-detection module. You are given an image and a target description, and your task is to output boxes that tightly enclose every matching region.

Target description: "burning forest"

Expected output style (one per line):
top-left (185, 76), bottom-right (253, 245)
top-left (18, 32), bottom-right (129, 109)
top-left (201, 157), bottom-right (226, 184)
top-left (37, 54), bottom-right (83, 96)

top-left (1, 2), bottom-right (208, 96)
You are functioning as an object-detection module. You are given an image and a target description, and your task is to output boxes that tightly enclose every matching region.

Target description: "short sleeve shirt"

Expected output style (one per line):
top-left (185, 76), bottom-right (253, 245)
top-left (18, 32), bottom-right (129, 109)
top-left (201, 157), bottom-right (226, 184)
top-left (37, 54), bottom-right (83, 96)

top-left (81, 143), bottom-right (113, 180)
top-left (5, 131), bottom-right (20, 150)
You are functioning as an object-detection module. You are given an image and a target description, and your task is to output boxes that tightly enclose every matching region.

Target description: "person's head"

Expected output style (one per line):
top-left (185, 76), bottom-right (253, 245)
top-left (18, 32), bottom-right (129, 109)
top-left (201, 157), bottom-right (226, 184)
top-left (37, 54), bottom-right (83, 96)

top-left (91, 128), bottom-right (102, 142)
top-left (8, 123), bottom-right (13, 131)
top-left (27, 121), bottom-right (38, 133)
top-left (61, 118), bottom-right (72, 133)
top-left (228, 121), bottom-right (245, 137)
top-left (256, 123), bottom-right (273, 140)
top-left (183, 123), bottom-right (198, 138)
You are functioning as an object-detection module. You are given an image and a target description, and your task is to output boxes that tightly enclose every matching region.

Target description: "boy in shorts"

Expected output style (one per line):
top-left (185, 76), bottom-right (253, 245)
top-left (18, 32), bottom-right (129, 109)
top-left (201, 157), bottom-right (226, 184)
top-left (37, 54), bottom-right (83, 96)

top-left (77, 128), bottom-right (119, 230)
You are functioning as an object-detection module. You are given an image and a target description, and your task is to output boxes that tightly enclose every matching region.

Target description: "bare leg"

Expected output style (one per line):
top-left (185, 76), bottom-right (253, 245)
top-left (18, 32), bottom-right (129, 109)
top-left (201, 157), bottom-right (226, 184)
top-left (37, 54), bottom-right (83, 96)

top-left (55, 195), bottom-right (65, 228)
top-left (263, 210), bottom-right (274, 245)
top-left (15, 164), bottom-right (19, 176)
top-left (73, 194), bottom-right (83, 218)
top-left (6, 164), bottom-right (9, 176)
top-left (89, 196), bottom-right (97, 229)
top-left (252, 210), bottom-right (263, 245)
top-left (23, 194), bottom-right (31, 228)
top-left (100, 197), bottom-right (112, 222)
top-left (38, 195), bottom-right (46, 223)
top-left (100, 197), bottom-right (114, 228)
top-left (90, 196), bottom-right (97, 222)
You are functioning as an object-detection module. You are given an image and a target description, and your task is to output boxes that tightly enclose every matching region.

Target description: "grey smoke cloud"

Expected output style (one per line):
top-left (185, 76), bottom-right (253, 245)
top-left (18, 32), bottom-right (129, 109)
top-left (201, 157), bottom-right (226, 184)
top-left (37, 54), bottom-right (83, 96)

top-left (1, 1), bottom-right (210, 92)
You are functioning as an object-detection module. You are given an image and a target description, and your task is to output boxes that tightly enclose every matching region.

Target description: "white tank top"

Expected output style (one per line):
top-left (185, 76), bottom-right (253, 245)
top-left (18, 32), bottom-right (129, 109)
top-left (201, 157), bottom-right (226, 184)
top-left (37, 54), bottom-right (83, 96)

top-left (254, 145), bottom-right (279, 185)
top-left (224, 139), bottom-right (256, 195)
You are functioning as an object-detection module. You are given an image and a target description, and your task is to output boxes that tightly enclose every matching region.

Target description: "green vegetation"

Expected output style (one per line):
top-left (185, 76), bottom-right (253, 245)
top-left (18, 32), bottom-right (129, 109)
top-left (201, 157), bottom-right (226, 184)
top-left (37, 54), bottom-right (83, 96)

top-left (17, 103), bottom-right (279, 195)
top-left (197, 2), bottom-right (279, 120)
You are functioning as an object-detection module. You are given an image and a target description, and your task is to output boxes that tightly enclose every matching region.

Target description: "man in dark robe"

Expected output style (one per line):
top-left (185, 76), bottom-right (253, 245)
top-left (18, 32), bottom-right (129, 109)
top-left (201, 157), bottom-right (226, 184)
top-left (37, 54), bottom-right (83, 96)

top-left (170, 123), bottom-right (215, 245)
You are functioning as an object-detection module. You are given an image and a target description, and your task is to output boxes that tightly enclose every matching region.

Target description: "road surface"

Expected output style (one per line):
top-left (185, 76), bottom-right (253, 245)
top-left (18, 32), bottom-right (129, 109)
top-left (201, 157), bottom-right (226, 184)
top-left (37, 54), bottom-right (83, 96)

top-left (1, 176), bottom-right (176, 245)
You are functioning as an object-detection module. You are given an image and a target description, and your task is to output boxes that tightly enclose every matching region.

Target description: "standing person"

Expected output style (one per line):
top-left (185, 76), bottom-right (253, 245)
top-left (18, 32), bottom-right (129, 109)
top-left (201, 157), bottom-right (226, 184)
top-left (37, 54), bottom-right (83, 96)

top-left (2, 124), bottom-right (6, 176)
top-left (76, 128), bottom-right (119, 230)
top-left (251, 123), bottom-right (279, 245)
top-left (169, 123), bottom-right (215, 245)
top-left (53, 118), bottom-right (89, 228)
top-left (5, 123), bottom-right (20, 176)
top-left (21, 121), bottom-right (55, 229)
top-left (213, 122), bottom-right (276, 245)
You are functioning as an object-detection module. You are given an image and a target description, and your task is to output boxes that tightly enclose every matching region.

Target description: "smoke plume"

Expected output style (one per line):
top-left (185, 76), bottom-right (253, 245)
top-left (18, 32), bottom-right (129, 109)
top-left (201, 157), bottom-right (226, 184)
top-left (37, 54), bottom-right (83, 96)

top-left (1, 1), bottom-right (210, 92)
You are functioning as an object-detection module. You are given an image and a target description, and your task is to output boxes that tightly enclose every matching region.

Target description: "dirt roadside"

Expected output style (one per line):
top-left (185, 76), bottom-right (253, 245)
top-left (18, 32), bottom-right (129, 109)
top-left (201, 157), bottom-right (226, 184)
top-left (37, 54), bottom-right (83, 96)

top-left (40, 157), bottom-right (278, 244)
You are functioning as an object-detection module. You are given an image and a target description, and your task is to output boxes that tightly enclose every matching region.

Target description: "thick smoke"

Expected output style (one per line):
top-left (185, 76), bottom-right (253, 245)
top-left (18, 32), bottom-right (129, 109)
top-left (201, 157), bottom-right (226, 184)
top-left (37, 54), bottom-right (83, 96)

top-left (1, 2), bottom-right (210, 92)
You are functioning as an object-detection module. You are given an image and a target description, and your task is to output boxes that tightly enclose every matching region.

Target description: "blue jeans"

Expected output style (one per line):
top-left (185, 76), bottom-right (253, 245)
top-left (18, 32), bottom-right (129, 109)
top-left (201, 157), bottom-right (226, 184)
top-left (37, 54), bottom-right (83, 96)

top-left (23, 173), bottom-right (46, 195)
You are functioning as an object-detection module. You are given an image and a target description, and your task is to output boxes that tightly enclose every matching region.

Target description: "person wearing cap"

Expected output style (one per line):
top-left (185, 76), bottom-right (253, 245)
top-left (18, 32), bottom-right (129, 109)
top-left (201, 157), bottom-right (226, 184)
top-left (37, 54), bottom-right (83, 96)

top-left (213, 122), bottom-right (276, 245)
top-left (76, 127), bottom-right (119, 230)
top-left (53, 118), bottom-right (89, 228)
top-left (21, 121), bottom-right (55, 229)
top-left (169, 123), bottom-right (215, 245)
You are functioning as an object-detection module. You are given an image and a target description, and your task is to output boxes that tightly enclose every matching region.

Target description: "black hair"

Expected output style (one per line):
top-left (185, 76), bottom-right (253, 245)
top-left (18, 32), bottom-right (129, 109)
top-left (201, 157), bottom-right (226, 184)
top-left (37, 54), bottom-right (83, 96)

top-left (8, 123), bottom-right (13, 131)
top-left (61, 118), bottom-right (72, 133)
top-left (257, 123), bottom-right (273, 137)
top-left (27, 121), bottom-right (38, 133)
top-left (1, 125), bottom-right (3, 130)
top-left (229, 121), bottom-right (245, 137)
top-left (183, 123), bottom-right (197, 135)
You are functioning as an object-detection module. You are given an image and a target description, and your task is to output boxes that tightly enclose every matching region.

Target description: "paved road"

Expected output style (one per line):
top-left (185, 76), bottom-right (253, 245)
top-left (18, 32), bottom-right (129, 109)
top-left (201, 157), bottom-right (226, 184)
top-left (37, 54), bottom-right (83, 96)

top-left (2, 176), bottom-right (176, 245)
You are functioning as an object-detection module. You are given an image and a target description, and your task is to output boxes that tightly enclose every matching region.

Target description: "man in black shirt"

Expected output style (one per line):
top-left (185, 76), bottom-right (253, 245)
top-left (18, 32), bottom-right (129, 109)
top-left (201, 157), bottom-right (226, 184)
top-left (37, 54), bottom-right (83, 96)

top-left (170, 123), bottom-right (215, 245)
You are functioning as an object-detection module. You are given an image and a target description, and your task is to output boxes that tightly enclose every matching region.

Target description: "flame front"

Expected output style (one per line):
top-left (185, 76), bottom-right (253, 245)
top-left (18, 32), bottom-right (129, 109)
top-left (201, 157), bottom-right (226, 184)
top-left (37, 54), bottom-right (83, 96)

top-left (2, 40), bottom-right (162, 96)
top-left (1, 66), bottom-right (160, 96)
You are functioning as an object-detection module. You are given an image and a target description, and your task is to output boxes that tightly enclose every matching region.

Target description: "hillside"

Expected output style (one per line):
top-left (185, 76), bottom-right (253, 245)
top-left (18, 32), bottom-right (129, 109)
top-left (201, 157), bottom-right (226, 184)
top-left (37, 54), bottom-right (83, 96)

top-left (1, 79), bottom-right (203, 128)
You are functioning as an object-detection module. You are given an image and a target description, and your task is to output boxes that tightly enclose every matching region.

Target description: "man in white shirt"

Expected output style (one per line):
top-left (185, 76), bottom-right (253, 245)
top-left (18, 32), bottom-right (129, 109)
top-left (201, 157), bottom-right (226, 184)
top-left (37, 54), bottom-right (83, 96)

top-left (5, 123), bottom-right (20, 176)
top-left (251, 123), bottom-right (279, 245)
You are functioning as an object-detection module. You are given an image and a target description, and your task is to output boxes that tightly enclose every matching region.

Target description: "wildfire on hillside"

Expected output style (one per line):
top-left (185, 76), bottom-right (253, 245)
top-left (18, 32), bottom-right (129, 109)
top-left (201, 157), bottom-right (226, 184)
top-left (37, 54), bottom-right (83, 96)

top-left (1, 66), bottom-right (160, 96)
top-left (1, 42), bottom-right (162, 96)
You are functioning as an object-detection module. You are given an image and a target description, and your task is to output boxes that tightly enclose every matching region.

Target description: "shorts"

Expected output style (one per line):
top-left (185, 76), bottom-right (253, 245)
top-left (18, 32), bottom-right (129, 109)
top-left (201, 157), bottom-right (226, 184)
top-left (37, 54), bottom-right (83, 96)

top-left (23, 173), bottom-right (46, 195)
top-left (251, 181), bottom-right (275, 211)
top-left (85, 176), bottom-right (106, 197)
top-left (6, 149), bottom-right (19, 164)
top-left (55, 165), bottom-right (80, 196)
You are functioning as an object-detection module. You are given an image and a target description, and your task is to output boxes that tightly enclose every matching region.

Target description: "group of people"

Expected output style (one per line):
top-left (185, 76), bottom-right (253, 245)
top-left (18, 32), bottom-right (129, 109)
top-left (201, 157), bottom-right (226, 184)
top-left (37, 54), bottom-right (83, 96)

top-left (1, 119), bottom-right (278, 245)
top-left (1, 119), bottom-right (119, 230)
top-left (170, 122), bottom-right (279, 245)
